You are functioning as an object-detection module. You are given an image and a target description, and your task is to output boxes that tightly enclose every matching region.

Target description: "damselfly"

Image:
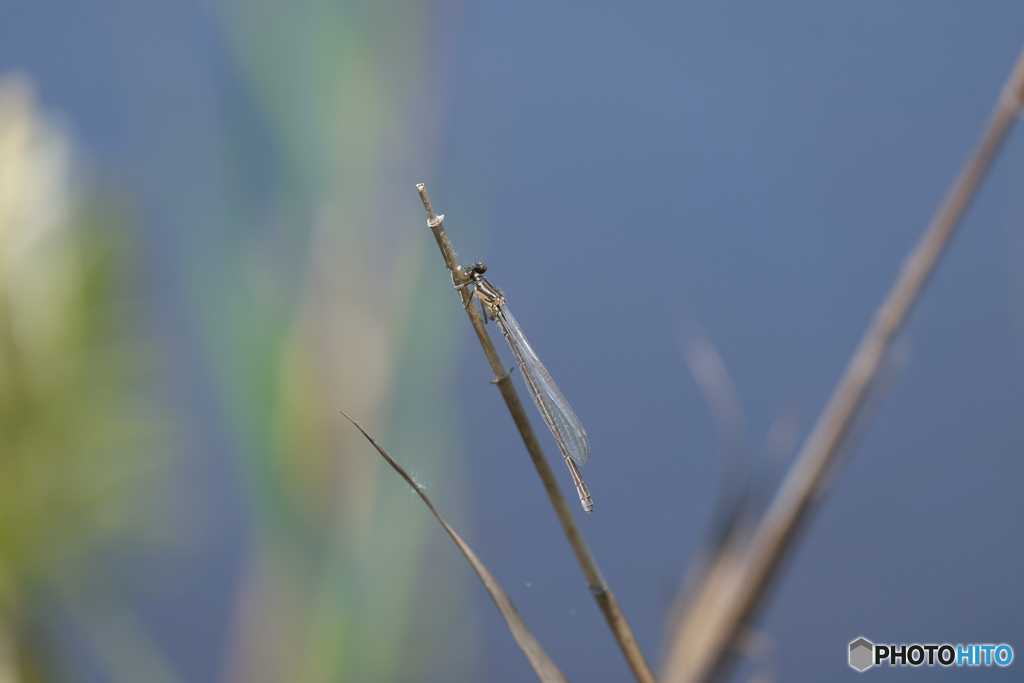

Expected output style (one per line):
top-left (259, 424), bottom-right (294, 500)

top-left (463, 262), bottom-right (594, 513)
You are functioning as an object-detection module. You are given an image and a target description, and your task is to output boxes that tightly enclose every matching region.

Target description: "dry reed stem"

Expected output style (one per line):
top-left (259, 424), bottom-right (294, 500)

top-left (416, 184), bottom-right (658, 683)
top-left (663, 43), bottom-right (1024, 683)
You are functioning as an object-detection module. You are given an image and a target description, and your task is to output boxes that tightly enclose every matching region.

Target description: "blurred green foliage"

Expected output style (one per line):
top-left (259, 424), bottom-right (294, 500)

top-left (0, 73), bottom-right (168, 681)
top-left (201, 2), bottom-right (476, 681)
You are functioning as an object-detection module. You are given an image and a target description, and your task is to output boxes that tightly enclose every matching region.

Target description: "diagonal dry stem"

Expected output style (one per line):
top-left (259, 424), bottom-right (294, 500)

top-left (416, 184), bottom-right (658, 683)
top-left (662, 43), bottom-right (1024, 683)
top-left (342, 413), bottom-right (571, 683)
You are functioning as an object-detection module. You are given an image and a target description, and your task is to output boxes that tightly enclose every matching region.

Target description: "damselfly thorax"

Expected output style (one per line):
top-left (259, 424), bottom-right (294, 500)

top-left (462, 263), bottom-right (502, 319)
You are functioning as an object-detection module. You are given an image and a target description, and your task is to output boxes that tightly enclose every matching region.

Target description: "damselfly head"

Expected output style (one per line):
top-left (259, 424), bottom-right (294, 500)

top-left (467, 262), bottom-right (488, 278)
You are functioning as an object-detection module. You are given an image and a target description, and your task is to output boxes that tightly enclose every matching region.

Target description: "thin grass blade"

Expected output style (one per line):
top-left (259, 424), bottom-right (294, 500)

top-left (341, 413), bottom-right (571, 683)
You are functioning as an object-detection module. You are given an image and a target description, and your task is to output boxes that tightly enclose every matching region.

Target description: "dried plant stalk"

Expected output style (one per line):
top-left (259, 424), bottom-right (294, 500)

top-left (416, 185), bottom-right (657, 683)
top-left (663, 43), bottom-right (1024, 683)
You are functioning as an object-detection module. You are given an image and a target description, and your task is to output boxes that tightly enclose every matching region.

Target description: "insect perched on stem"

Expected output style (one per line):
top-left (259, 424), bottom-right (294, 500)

top-left (462, 262), bottom-right (594, 513)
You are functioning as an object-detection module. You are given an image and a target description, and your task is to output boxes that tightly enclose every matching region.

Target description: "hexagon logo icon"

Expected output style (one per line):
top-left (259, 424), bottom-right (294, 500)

top-left (849, 638), bottom-right (874, 671)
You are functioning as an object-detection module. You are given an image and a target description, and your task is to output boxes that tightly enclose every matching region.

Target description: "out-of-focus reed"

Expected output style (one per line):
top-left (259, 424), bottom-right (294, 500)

top-left (0, 72), bottom-right (171, 682)
top-left (201, 3), bottom-right (474, 681)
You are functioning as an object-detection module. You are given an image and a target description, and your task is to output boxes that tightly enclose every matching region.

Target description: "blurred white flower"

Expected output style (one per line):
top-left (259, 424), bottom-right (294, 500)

top-left (0, 71), bottom-right (79, 368)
